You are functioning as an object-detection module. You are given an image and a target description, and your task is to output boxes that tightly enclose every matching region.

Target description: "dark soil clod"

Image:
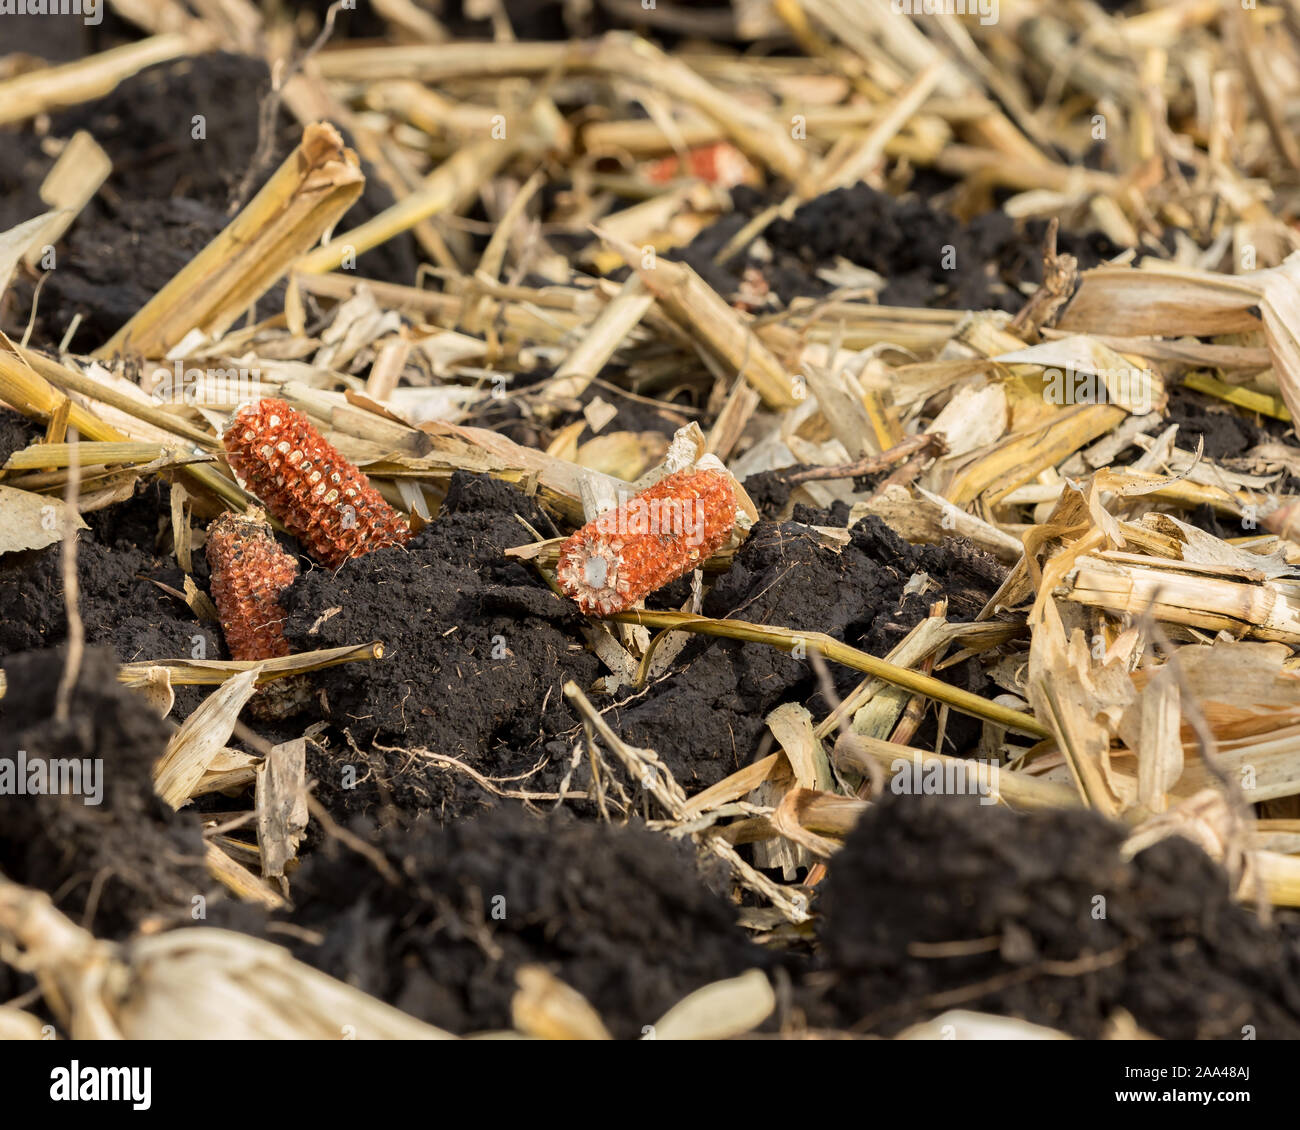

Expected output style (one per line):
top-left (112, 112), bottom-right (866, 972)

top-left (0, 646), bottom-right (208, 938)
top-left (816, 792), bottom-right (1300, 1040)
top-left (281, 806), bottom-right (770, 1038)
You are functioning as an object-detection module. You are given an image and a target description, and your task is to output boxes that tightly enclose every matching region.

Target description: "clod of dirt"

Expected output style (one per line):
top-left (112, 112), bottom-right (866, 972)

top-left (0, 646), bottom-right (208, 938)
top-left (280, 472), bottom-right (599, 819)
top-left (680, 182), bottom-right (1121, 311)
top-left (1163, 383), bottom-right (1296, 466)
top-left (742, 470), bottom-right (899, 522)
top-left (741, 469), bottom-right (804, 520)
top-left (51, 54), bottom-right (286, 209)
top-left (816, 792), bottom-right (1300, 1039)
top-left (605, 516), bottom-right (1007, 790)
top-left (0, 483), bottom-right (208, 665)
top-left (30, 197), bottom-right (235, 349)
top-left (282, 806), bottom-right (768, 1037)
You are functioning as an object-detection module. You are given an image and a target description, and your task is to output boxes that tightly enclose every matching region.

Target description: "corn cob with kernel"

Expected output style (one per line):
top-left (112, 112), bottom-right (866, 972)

top-left (557, 468), bottom-right (737, 615)
top-left (223, 398), bottom-right (411, 568)
top-left (205, 508), bottom-right (308, 719)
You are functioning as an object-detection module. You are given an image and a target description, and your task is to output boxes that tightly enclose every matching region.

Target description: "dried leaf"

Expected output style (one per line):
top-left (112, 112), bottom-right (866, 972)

top-left (153, 666), bottom-right (262, 808)
top-left (0, 485), bottom-right (86, 555)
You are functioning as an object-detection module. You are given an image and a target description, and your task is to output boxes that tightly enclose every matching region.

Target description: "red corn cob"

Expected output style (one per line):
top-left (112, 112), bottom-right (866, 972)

top-left (207, 509), bottom-right (298, 661)
top-left (557, 468), bottom-right (737, 615)
top-left (223, 398), bottom-right (411, 568)
top-left (206, 508), bottom-right (307, 719)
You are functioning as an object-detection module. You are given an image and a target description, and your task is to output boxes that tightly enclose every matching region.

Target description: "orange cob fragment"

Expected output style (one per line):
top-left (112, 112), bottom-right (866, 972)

top-left (645, 142), bottom-right (759, 189)
top-left (223, 398), bottom-right (411, 568)
top-left (205, 508), bottom-right (306, 719)
top-left (557, 468), bottom-right (737, 615)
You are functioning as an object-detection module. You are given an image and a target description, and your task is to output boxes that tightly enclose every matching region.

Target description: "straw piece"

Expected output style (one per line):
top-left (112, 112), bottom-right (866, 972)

top-left (599, 231), bottom-right (797, 408)
top-left (22, 132), bottom-right (111, 270)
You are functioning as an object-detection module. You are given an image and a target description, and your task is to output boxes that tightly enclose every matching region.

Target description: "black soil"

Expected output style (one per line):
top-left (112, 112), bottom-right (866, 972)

top-left (280, 472), bottom-right (600, 820)
top-left (0, 482), bottom-right (212, 670)
top-left (1163, 383), bottom-right (1296, 465)
top-left (281, 805), bottom-right (768, 1038)
top-left (605, 515), bottom-right (1007, 789)
top-left (741, 468), bottom-right (812, 521)
top-left (680, 183), bottom-right (1122, 312)
top-left (816, 792), bottom-right (1300, 1039)
top-left (0, 408), bottom-right (41, 467)
top-left (23, 197), bottom-right (237, 351)
top-left (0, 646), bottom-right (208, 938)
